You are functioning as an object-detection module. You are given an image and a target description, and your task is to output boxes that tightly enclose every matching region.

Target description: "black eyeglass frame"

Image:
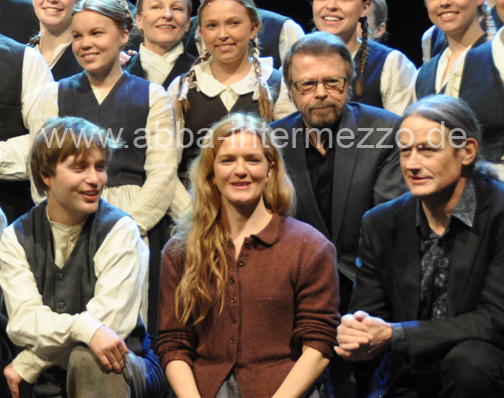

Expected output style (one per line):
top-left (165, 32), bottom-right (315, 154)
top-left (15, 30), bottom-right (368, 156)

top-left (290, 76), bottom-right (348, 93)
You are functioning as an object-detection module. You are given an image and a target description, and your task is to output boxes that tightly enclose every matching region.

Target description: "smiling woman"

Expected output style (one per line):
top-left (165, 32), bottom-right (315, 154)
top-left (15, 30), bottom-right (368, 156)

top-left (31, 0), bottom-right (186, 242)
top-left (125, 0), bottom-right (196, 88)
top-left (157, 112), bottom-right (339, 398)
top-left (29, 0), bottom-right (83, 80)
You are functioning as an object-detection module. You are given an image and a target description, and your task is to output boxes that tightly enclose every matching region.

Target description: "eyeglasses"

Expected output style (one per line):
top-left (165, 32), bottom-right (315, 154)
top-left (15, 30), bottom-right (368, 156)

top-left (291, 76), bottom-right (348, 94)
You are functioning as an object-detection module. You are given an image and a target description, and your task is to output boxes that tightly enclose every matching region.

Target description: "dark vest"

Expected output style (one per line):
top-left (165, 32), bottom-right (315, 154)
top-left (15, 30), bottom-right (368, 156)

top-left (430, 26), bottom-right (447, 59)
top-left (0, 34), bottom-right (27, 141)
top-left (13, 199), bottom-right (150, 355)
top-left (184, 8), bottom-right (289, 69)
top-left (459, 41), bottom-right (504, 162)
top-left (178, 69), bottom-right (282, 180)
top-left (50, 43), bottom-right (83, 82)
top-left (58, 72), bottom-right (150, 187)
top-left (416, 34), bottom-right (488, 100)
top-left (126, 50), bottom-right (196, 89)
top-left (0, 34), bottom-right (32, 224)
top-left (351, 40), bottom-right (393, 109)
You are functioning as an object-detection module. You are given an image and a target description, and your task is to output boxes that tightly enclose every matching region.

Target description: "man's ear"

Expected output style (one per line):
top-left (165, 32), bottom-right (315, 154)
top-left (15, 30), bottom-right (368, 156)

top-left (41, 173), bottom-right (52, 190)
top-left (460, 138), bottom-right (478, 166)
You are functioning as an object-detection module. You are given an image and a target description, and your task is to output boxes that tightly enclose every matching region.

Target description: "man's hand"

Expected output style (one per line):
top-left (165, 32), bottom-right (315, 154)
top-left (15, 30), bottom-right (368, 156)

top-left (88, 326), bottom-right (129, 373)
top-left (4, 363), bottom-right (23, 398)
top-left (335, 311), bottom-right (392, 361)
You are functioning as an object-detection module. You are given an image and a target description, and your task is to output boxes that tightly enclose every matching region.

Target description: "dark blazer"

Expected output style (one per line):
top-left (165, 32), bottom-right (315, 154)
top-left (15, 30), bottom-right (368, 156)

top-left (350, 176), bottom-right (504, 372)
top-left (270, 103), bottom-right (407, 281)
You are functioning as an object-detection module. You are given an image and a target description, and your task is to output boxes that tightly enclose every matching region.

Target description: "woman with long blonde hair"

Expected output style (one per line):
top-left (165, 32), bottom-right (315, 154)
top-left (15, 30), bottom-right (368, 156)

top-left (157, 113), bottom-right (339, 398)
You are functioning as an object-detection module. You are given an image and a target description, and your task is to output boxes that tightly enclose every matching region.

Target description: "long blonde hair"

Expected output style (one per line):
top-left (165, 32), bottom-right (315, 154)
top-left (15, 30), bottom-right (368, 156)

top-left (176, 0), bottom-right (275, 122)
top-left (172, 113), bottom-right (295, 325)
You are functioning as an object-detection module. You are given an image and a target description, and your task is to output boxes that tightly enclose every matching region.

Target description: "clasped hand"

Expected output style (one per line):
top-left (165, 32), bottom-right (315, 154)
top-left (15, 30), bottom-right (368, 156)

top-left (335, 311), bottom-right (392, 361)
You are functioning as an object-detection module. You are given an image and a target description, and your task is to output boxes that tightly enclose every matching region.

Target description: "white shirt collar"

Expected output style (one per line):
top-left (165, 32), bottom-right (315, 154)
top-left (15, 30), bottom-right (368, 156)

top-left (34, 41), bottom-right (72, 69)
top-left (492, 27), bottom-right (504, 84)
top-left (193, 56), bottom-right (274, 98)
top-left (139, 42), bottom-right (185, 83)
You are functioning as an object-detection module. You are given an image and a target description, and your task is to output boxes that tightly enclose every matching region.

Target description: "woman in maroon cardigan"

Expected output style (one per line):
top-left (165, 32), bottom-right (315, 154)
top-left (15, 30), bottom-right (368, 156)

top-left (157, 113), bottom-right (340, 398)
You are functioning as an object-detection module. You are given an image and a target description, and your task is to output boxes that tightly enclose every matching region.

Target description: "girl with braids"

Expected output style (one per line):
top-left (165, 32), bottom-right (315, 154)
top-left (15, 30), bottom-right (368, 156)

top-left (445, 0), bottom-right (504, 167)
top-left (31, 0), bottom-right (184, 249)
top-left (126, 0), bottom-right (196, 90)
top-left (29, 0), bottom-right (83, 80)
top-left (415, 0), bottom-right (496, 100)
top-left (167, 0), bottom-right (296, 185)
top-left (312, 0), bottom-right (416, 115)
top-left (157, 113), bottom-right (339, 398)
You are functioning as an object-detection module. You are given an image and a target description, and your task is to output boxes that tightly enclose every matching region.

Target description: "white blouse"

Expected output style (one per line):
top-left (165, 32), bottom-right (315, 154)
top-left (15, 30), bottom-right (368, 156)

top-left (138, 41), bottom-right (185, 85)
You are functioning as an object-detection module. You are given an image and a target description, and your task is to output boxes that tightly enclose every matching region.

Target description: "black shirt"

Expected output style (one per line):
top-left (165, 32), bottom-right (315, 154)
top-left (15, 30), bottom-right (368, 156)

top-left (305, 131), bottom-right (336, 235)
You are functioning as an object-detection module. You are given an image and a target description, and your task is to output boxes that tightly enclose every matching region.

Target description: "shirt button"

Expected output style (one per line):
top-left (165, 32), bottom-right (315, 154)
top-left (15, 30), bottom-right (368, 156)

top-left (58, 273), bottom-right (64, 281)
top-left (231, 317), bottom-right (237, 324)
top-left (231, 297), bottom-right (237, 304)
top-left (440, 273), bottom-right (445, 278)
top-left (237, 260), bottom-right (244, 267)
top-left (230, 337), bottom-right (235, 344)
top-left (229, 277), bottom-right (235, 284)
top-left (58, 302), bottom-right (65, 309)
top-left (437, 310), bottom-right (441, 315)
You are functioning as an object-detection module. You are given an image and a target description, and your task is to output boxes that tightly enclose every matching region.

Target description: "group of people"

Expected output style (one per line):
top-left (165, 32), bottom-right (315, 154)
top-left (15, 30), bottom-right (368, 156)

top-left (0, 0), bottom-right (503, 397)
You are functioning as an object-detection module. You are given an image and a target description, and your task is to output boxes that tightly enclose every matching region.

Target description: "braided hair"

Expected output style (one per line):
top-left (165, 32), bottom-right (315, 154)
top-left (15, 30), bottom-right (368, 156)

top-left (176, 0), bottom-right (274, 122)
top-left (356, 15), bottom-right (369, 97)
top-left (480, 1), bottom-right (496, 40)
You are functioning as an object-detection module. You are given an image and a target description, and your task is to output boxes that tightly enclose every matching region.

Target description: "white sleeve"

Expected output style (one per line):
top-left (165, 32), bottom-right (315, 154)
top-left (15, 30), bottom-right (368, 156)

top-left (273, 78), bottom-right (297, 121)
top-left (422, 25), bottom-right (436, 64)
top-left (29, 82), bottom-right (60, 205)
top-left (167, 76), bottom-right (185, 162)
top-left (278, 19), bottom-right (305, 66)
top-left (380, 50), bottom-right (417, 116)
top-left (1, 216), bottom-right (147, 383)
top-left (0, 48), bottom-right (53, 180)
top-left (124, 83), bottom-right (180, 235)
top-left (0, 226), bottom-right (96, 383)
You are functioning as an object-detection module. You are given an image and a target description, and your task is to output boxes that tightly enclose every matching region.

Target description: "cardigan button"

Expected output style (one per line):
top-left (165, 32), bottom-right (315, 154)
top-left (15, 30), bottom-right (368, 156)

top-left (58, 302), bottom-right (65, 309)
top-left (237, 260), bottom-right (244, 267)
top-left (57, 273), bottom-right (64, 281)
top-left (229, 277), bottom-right (235, 284)
top-left (231, 317), bottom-right (237, 324)
top-left (244, 241), bottom-right (251, 249)
top-left (230, 337), bottom-right (235, 344)
top-left (231, 297), bottom-right (237, 304)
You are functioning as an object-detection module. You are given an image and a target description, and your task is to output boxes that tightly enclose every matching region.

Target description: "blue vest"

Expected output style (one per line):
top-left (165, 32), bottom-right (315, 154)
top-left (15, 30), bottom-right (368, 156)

top-left (417, 34), bottom-right (488, 99)
top-left (178, 69), bottom-right (282, 180)
top-left (351, 40), bottom-right (393, 109)
top-left (127, 51), bottom-right (195, 90)
top-left (49, 43), bottom-right (83, 82)
top-left (13, 199), bottom-right (150, 355)
top-left (58, 72), bottom-right (150, 187)
top-left (459, 42), bottom-right (504, 162)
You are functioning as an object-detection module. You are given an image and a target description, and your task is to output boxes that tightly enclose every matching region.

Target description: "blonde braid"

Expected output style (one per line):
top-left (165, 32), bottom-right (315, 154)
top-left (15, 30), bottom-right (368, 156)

top-left (480, 1), bottom-right (496, 40)
top-left (251, 39), bottom-right (274, 122)
top-left (356, 15), bottom-right (369, 96)
top-left (176, 50), bottom-right (212, 119)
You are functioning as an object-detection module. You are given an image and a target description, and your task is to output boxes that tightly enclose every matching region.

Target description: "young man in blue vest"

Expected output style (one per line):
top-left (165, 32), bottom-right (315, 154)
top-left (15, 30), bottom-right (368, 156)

top-left (0, 117), bottom-right (164, 398)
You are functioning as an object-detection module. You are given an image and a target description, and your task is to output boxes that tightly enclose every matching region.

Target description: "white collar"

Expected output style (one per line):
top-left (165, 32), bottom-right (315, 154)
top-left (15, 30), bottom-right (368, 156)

top-left (192, 56), bottom-right (274, 99)
top-left (139, 41), bottom-right (184, 75)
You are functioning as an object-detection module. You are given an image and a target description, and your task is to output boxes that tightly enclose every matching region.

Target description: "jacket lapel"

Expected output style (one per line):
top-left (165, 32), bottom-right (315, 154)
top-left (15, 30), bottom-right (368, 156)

top-left (331, 106), bottom-right (360, 242)
top-left (391, 196), bottom-right (421, 321)
top-left (448, 178), bottom-right (489, 316)
top-left (284, 114), bottom-right (330, 238)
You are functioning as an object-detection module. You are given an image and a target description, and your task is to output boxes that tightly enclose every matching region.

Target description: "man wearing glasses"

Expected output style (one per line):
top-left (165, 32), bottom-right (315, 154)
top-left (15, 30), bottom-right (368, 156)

top-left (271, 32), bottom-right (407, 317)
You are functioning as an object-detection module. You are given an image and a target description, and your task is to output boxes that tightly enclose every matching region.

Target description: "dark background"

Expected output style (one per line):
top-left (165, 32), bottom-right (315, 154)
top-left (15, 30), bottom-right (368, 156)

top-left (200, 0), bottom-right (433, 67)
